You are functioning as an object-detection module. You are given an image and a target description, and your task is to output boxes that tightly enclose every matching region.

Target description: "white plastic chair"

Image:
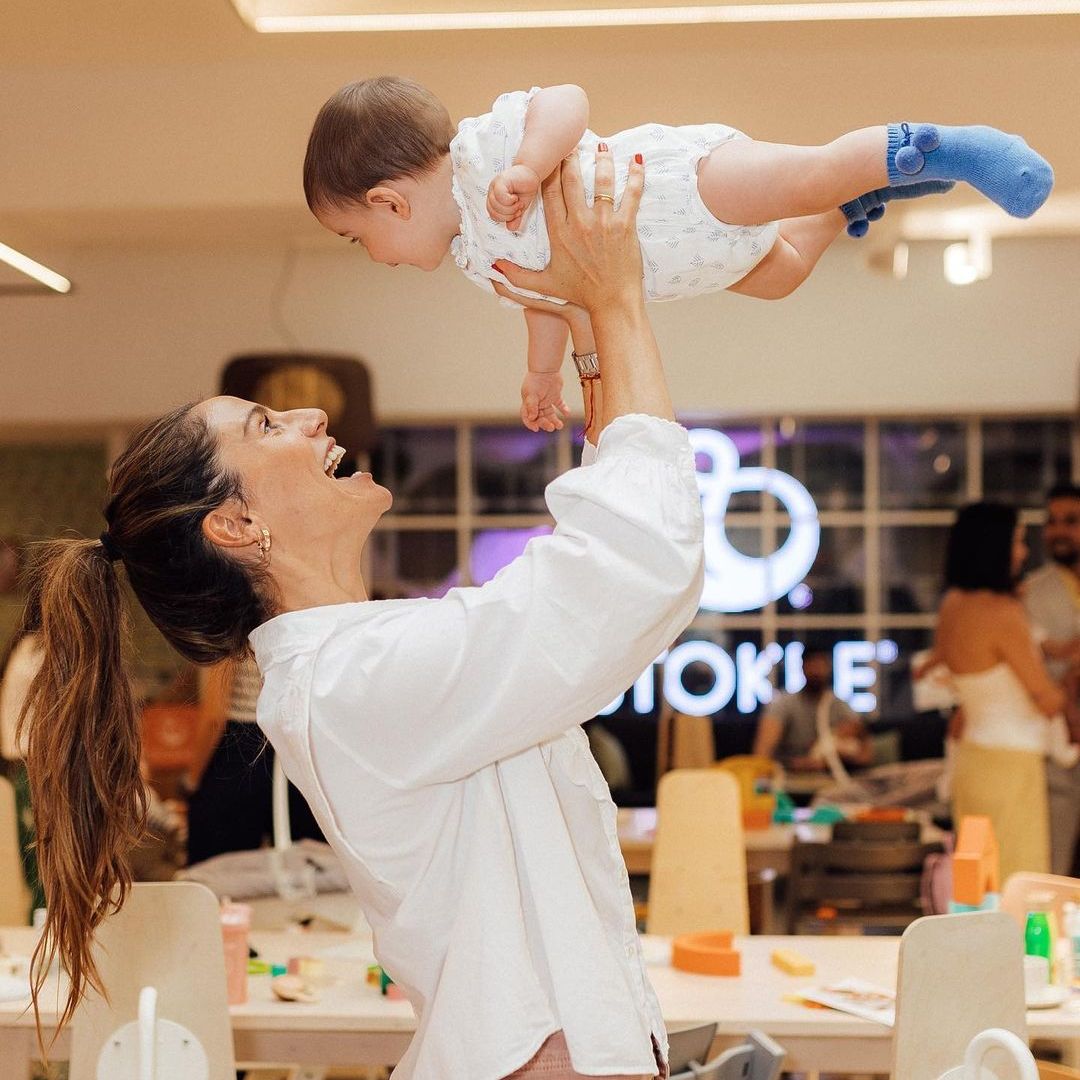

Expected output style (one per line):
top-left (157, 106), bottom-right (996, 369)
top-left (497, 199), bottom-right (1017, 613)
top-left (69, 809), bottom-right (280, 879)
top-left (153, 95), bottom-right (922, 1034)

top-left (937, 1028), bottom-right (1039, 1080)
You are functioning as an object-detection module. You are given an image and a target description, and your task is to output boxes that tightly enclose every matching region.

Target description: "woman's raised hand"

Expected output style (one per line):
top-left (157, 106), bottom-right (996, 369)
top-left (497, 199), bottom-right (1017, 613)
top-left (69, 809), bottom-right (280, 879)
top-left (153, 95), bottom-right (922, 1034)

top-left (493, 146), bottom-right (644, 313)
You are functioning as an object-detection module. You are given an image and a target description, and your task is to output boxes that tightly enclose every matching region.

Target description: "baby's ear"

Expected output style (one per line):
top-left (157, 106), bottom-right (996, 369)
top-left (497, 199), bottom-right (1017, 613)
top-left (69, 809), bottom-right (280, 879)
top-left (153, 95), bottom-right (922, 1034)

top-left (366, 185), bottom-right (411, 219)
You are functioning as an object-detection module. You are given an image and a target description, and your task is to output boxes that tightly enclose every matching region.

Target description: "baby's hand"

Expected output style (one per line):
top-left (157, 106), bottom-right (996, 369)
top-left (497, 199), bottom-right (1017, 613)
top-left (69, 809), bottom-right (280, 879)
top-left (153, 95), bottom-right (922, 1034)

top-left (520, 371), bottom-right (570, 433)
top-left (487, 165), bottom-right (542, 232)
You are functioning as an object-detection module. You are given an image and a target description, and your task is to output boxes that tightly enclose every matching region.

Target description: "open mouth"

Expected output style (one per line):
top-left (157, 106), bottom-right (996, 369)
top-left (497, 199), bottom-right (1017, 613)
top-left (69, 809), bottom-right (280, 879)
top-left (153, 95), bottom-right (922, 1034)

top-left (323, 444), bottom-right (346, 477)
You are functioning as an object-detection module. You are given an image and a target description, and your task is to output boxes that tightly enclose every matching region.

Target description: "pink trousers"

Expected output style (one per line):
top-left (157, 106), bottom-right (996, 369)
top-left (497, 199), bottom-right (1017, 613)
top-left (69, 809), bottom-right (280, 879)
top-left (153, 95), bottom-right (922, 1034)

top-left (506, 1032), bottom-right (657, 1079)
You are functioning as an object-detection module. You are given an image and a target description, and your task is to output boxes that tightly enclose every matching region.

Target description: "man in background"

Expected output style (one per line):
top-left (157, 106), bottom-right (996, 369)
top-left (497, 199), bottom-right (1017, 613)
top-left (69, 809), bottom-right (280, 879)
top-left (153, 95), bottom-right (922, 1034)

top-left (753, 647), bottom-right (872, 778)
top-left (1024, 483), bottom-right (1080, 875)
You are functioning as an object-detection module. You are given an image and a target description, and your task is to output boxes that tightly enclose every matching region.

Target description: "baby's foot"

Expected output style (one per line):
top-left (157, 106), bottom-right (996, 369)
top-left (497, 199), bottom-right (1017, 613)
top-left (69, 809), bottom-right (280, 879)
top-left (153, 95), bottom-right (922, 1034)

top-left (840, 180), bottom-right (955, 238)
top-left (888, 123), bottom-right (1053, 219)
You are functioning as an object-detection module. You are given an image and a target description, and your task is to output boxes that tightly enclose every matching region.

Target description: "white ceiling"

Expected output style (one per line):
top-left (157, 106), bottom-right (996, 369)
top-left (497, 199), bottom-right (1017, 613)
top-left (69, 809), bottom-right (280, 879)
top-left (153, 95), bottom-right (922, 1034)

top-left (2, 0), bottom-right (1078, 252)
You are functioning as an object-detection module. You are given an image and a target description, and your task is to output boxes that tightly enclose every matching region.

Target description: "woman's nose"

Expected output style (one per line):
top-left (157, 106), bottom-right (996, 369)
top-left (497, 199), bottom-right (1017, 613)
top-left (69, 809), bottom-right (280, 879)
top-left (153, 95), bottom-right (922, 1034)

top-left (294, 408), bottom-right (328, 436)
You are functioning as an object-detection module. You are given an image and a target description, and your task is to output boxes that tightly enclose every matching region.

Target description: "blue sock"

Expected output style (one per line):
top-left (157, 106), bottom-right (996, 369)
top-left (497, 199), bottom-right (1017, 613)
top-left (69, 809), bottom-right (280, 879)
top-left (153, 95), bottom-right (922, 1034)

top-left (887, 122), bottom-right (1053, 218)
top-left (840, 180), bottom-right (955, 238)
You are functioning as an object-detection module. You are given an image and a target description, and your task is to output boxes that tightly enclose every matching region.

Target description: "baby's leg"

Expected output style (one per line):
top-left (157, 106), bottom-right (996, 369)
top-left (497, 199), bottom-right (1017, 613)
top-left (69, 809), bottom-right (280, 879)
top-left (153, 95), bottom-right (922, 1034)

top-left (727, 211), bottom-right (845, 301)
top-left (700, 123), bottom-right (1053, 227)
top-left (698, 129), bottom-right (889, 225)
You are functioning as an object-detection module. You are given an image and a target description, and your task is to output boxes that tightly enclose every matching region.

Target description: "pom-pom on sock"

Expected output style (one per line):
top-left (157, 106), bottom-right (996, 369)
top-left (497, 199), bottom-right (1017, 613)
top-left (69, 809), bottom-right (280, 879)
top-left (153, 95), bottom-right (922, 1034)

top-left (887, 122), bottom-right (1053, 218)
top-left (840, 180), bottom-right (955, 238)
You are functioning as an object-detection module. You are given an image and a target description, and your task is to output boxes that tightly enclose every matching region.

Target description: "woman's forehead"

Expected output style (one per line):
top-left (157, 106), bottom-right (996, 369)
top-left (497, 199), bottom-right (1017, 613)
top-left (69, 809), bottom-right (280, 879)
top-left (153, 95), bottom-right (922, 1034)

top-left (198, 396), bottom-right (260, 432)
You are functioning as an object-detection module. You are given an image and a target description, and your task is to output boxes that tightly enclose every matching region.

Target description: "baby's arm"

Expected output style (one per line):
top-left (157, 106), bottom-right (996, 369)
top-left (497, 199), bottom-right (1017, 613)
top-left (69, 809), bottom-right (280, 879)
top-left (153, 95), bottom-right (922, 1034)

top-left (521, 307), bottom-right (571, 433)
top-left (487, 85), bottom-right (590, 231)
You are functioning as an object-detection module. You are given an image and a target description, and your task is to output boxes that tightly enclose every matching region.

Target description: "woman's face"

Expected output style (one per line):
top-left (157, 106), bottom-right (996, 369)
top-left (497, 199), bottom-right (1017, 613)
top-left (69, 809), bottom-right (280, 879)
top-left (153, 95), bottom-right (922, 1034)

top-left (1011, 522), bottom-right (1030, 580)
top-left (198, 396), bottom-right (392, 557)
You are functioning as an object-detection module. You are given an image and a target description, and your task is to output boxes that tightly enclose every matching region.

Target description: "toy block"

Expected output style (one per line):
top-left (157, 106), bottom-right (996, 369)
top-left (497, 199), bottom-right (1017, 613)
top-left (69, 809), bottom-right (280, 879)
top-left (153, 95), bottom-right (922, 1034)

top-left (771, 948), bottom-right (815, 976)
top-left (672, 931), bottom-right (741, 976)
top-left (952, 815), bottom-right (1000, 907)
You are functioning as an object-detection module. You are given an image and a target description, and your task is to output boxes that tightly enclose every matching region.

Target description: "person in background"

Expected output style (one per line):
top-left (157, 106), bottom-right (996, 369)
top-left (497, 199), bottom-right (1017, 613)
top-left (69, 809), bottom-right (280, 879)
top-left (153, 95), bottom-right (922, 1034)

top-left (934, 502), bottom-right (1067, 880)
top-left (185, 653), bottom-right (322, 865)
top-left (753, 647), bottom-right (872, 778)
top-left (1023, 483), bottom-right (1080, 875)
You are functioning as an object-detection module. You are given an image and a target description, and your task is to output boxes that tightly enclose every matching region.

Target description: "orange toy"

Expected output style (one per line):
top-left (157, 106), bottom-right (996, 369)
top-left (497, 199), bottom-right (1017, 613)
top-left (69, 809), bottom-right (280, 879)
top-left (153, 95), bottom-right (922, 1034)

top-left (672, 931), bottom-right (741, 976)
top-left (952, 815), bottom-right (1000, 907)
top-left (715, 756), bottom-right (779, 830)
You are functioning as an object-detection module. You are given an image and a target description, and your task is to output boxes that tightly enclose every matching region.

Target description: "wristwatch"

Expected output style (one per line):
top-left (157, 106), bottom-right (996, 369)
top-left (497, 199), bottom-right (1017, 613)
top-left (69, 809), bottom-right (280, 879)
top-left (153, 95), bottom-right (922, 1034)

top-left (571, 350), bottom-right (600, 381)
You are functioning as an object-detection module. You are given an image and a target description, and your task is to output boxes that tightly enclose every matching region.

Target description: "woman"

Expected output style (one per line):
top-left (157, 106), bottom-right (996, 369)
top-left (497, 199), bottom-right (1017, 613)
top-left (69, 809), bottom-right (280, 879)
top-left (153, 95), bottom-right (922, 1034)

top-left (21, 149), bottom-right (704, 1080)
top-left (933, 502), bottom-right (1066, 880)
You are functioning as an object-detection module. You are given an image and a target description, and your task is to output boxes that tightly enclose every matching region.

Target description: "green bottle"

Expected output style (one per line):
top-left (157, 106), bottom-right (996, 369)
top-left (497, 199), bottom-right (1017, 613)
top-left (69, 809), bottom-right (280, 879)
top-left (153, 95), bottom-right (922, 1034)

top-left (1025, 911), bottom-right (1053, 965)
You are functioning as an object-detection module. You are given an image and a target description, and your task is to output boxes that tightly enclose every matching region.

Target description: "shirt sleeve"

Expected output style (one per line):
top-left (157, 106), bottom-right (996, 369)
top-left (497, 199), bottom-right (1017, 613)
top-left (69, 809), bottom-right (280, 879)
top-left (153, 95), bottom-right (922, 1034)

top-left (310, 414), bottom-right (703, 787)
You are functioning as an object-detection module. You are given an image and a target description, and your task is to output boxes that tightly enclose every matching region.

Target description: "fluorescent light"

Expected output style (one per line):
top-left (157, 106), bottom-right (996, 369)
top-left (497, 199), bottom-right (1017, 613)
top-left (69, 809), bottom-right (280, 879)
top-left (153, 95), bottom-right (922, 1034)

top-left (0, 242), bottom-right (72, 294)
top-left (236, 1), bottom-right (1080, 33)
top-left (944, 232), bottom-right (992, 286)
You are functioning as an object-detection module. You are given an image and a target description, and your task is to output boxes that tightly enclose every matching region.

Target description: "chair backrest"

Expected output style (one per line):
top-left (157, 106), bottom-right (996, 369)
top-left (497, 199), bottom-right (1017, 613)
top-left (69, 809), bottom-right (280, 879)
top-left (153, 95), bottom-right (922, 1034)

top-left (893, 912), bottom-right (1026, 1080)
top-left (0, 773), bottom-right (30, 924)
top-left (70, 881), bottom-right (236, 1080)
top-left (667, 1021), bottom-right (719, 1074)
top-left (1000, 872), bottom-right (1080, 931)
top-left (833, 820), bottom-right (919, 844)
top-left (647, 769), bottom-right (748, 936)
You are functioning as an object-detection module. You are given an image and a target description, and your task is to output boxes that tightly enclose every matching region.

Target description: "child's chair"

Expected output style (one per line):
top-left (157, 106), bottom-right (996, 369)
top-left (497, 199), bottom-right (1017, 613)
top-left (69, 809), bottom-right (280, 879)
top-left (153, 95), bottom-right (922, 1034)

top-left (937, 1028), bottom-right (1038, 1079)
top-left (666, 1023), bottom-right (784, 1080)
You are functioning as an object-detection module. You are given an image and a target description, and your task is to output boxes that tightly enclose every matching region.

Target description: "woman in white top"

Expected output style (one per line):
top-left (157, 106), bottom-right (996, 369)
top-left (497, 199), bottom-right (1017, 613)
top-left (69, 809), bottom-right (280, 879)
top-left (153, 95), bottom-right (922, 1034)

top-left (931, 502), bottom-right (1067, 880)
top-left (19, 148), bottom-right (704, 1080)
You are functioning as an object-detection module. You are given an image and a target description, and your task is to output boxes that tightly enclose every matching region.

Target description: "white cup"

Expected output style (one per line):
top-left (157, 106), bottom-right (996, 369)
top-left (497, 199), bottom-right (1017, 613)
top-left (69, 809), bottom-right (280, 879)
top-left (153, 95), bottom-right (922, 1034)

top-left (1024, 954), bottom-right (1051, 998)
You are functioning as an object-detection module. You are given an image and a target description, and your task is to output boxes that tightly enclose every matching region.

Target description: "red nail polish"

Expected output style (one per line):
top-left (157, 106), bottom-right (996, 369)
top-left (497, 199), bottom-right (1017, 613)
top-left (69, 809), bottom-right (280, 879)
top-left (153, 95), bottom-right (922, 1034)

top-left (634, 153), bottom-right (643, 165)
top-left (598, 142), bottom-right (609, 153)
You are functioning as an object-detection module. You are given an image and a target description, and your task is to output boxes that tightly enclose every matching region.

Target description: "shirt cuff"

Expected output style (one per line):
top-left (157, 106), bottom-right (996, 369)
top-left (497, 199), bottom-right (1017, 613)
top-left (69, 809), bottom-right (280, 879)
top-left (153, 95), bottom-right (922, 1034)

top-left (594, 413), bottom-right (693, 465)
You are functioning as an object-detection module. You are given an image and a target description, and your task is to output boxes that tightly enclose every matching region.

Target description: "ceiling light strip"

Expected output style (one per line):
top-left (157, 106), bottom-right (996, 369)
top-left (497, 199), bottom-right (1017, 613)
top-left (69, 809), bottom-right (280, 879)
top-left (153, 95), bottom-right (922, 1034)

top-left (250, 1), bottom-right (1080, 33)
top-left (0, 242), bottom-right (71, 294)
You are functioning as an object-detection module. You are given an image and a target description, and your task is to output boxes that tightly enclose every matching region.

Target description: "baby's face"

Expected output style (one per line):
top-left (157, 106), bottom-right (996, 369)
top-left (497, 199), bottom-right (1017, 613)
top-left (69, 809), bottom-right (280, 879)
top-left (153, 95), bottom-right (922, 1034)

top-left (317, 200), bottom-right (448, 272)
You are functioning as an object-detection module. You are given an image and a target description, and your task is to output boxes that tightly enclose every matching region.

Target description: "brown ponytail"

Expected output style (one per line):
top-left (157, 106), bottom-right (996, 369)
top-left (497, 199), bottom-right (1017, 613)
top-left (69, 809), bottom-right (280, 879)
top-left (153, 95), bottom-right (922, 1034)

top-left (18, 403), bottom-right (276, 1044)
top-left (20, 538), bottom-right (145, 1038)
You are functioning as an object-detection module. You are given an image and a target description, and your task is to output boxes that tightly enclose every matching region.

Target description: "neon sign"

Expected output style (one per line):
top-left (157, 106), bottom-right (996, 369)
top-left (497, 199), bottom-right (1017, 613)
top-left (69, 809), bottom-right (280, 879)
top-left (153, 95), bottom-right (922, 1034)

top-left (598, 428), bottom-right (896, 715)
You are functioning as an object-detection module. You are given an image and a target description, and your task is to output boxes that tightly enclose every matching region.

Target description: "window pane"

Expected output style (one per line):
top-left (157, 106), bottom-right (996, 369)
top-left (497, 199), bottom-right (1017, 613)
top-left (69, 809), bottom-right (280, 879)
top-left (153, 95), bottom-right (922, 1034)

top-left (473, 427), bottom-right (560, 515)
top-left (982, 419), bottom-right (1073, 507)
top-left (372, 427), bottom-right (457, 514)
top-left (775, 525), bottom-right (866, 615)
top-left (881, 525), bottom-right (951, 614)
top-left (775, 421), bottom-right (865, 510)
top-left (369, 530), bottom-right (457, 597)
top-left (880, 422), bottom-right (967, 509)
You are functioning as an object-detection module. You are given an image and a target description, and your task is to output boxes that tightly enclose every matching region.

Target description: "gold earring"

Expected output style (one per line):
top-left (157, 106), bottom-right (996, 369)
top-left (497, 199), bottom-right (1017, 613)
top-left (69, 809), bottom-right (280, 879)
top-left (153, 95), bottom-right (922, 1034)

top-left (258, 528), bottom-right (272, 562)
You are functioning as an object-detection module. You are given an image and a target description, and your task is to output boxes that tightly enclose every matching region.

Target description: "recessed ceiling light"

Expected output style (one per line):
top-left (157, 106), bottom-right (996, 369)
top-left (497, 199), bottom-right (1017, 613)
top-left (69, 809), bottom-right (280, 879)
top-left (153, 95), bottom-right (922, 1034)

top-left (0, 242), bottom-right (71, 294)
top-left (231, 0), bottom-right (1080, 32)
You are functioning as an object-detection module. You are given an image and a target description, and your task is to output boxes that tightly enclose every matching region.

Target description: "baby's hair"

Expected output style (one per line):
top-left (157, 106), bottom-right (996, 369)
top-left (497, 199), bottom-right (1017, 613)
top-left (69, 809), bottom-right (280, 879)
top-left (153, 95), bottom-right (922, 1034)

top-left (303, 76), bottom-right (455, 215)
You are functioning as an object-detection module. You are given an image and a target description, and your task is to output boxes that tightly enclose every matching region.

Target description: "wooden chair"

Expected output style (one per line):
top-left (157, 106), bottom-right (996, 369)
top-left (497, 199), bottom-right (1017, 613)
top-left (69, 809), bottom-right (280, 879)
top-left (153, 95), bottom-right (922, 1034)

top-left (893, 912), bottom-right (1026, 1080)
top-left (1001, 872), bottom-right (1080, 931)
top-left (786, 820), bottom-right (939, 934)
top-left (646, 769), bottom-right (749, 936)
top-left (0, 773), bottom-right (30, 924)
top-left (69, 881), bottom-right (236, 1080)
top-left (1037, 1063), bottom-right (1080, 1079)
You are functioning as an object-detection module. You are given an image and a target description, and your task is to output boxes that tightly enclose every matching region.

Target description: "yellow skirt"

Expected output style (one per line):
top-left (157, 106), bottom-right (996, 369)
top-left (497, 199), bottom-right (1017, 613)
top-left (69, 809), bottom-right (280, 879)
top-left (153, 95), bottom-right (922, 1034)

top-left (952, 741), bottom-right (1050, 881)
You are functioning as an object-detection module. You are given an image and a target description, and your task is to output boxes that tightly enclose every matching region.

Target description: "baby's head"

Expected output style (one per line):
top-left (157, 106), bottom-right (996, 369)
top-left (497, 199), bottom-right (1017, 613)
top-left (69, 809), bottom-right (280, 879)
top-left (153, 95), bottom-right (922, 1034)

top-left (304, 76), bottom-right (458, 270)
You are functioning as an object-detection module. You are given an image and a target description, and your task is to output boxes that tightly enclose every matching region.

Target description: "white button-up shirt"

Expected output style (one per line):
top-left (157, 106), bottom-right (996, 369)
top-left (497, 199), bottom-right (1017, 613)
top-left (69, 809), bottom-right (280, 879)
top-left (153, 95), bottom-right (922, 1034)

top-left (250, 415), bottom-right (704, 1080)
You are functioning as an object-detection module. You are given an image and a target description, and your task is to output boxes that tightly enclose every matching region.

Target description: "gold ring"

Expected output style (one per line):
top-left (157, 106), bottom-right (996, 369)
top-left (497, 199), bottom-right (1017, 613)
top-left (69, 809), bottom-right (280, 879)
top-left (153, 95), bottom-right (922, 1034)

top-left (593, 193), bottom-right (615, 205)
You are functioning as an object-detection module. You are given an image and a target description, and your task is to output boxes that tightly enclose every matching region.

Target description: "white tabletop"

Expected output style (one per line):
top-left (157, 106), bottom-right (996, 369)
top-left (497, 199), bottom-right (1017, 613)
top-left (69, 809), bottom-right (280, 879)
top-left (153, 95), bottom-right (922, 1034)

top-left (3, 928), bottom-right (1079, 1074)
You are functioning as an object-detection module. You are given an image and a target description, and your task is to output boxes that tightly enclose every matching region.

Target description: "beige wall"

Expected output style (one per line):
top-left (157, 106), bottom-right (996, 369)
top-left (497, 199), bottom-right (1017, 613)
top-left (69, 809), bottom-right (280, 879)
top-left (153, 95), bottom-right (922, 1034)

top-left (2, 236), bottom-right (1077, 424)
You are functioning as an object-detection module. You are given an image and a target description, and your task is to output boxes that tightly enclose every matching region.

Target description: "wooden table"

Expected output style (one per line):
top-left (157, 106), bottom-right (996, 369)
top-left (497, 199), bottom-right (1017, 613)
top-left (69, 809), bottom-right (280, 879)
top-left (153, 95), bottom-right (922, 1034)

top-left (4, 928), bottom-right (1080, 1077)
top-left (618, 807), bottom-right (837, 877)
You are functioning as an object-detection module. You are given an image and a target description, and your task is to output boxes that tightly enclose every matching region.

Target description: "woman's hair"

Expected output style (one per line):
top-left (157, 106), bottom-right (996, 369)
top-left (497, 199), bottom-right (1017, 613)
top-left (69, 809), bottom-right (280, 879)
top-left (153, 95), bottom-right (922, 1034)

top-left (303, 75), bottom-right (455, 215)
top-left (18, 403), bottom-right (276, 1040)
top-left (944, 501), bottom-right (1019, 594)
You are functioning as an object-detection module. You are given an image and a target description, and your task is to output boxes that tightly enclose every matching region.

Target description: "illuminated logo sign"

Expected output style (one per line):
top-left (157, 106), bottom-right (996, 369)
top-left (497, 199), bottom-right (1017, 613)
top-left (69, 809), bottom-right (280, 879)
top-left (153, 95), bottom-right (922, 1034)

top-left (691, 429), bottom-right (820, 613)
top-left (599, 429), bottom-right (896, 716)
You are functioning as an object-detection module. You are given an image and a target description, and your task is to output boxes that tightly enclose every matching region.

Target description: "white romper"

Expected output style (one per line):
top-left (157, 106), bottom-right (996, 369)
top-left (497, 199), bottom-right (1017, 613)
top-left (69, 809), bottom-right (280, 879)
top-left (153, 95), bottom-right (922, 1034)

top-left (450, 88), bottom-right (779, 304)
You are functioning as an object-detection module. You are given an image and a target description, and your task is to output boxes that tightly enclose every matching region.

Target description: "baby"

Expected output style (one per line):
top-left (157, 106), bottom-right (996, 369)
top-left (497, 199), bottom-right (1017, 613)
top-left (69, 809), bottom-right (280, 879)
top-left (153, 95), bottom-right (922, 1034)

top-left (303, 78), bottom-right (1053, 431)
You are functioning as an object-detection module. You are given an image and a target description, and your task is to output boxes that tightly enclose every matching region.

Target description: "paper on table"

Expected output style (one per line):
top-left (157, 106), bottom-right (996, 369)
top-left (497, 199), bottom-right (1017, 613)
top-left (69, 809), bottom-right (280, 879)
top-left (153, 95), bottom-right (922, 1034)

top-left (798, 977), bottom-right (896, 1027)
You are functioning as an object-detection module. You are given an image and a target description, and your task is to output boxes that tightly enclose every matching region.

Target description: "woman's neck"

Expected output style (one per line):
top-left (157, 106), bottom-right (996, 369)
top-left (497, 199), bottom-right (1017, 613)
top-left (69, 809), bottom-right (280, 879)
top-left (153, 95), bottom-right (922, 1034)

top-left (273, 551), bottom-right (368, 614)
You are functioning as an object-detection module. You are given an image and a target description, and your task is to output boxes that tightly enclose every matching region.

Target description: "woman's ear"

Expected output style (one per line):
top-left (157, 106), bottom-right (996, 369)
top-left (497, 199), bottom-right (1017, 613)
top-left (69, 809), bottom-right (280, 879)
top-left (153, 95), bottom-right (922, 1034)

top-left (366, 185), bottom-right (412, 220)
top-left (202, 499), bottom-right (261, 553)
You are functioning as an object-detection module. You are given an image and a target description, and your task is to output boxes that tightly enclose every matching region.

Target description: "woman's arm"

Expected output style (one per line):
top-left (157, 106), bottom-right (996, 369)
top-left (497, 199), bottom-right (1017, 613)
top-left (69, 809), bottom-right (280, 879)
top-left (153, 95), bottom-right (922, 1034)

top-left (995, 601), bottom-right (1067, 717)
top-left (308, 150), bottom-right (703, 788)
